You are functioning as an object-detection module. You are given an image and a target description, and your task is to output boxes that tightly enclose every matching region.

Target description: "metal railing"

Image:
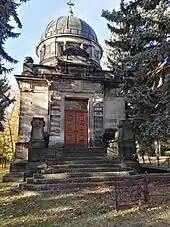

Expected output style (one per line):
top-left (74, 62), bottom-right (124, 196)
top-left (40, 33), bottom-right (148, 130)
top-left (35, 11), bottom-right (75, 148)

top-left (114, 174), bottom-right (170, 210)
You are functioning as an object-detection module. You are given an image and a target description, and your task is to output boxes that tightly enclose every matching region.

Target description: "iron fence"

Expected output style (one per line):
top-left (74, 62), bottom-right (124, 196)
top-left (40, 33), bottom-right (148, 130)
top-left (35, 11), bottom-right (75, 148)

top-left (114, 173), bottom-right (170, 211)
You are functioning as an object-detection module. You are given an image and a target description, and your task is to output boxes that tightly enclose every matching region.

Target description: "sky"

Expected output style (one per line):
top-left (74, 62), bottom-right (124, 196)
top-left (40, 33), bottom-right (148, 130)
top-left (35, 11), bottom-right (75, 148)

top-left (5, 0), bottom-right (120, 88)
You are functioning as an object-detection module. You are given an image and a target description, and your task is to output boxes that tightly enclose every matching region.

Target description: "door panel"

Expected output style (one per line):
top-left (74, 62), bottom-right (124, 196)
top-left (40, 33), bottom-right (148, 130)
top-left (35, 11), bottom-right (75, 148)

top-left (76, 111), bottom-right (88, 145)
top-left (65, 110), bottom-right (88, 146)
top-left (64, 110), bottom-right (76, 144)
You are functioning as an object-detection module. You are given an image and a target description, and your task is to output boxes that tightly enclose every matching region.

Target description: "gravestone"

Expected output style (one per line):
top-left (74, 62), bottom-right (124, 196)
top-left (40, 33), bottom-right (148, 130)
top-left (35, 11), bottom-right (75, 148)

top-left (24, 117), bottom-right (47, 179)
top-left (28, 117), bottom-right (46, 161)
top-left (118, 120), bottom-right (138, 167)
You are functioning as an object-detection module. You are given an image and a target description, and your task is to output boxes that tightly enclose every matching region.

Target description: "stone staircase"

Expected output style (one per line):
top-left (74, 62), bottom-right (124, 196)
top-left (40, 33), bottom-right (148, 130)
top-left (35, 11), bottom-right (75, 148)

top-left (16, 147), bottom-right (134, 193)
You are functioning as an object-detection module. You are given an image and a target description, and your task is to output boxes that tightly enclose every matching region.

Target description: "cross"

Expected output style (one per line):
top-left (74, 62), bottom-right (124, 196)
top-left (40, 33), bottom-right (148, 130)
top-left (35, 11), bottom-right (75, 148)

top-left (67, 0), bottom-right (75, 16)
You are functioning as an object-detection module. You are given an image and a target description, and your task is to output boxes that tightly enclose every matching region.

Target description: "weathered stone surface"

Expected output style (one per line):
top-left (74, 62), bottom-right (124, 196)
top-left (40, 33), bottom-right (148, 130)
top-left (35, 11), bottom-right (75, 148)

top-left (17, 83), bottom-right (49, 144)
top-left (46, 148), bottom-right (56, 158)
top-left (28, 147), bottom-right (46, 162)
top-left (3, 172), bottom-right (24, 182)
top-left (93, 96), bottom-right (104, 143)
top-left (14, 142), bottom-right (28, 160)
top-left (24, 161), bottom-right (47, 179)
top-left (28, 117), bottom-right (46, 162)
top-left (104, 96), bottom-right (125, 129)
top-left (3, 159), bottom-right (28, 182)
top-left (30, 117), bottom-right (45, 141)
top-left (118, 120), bottom-right (137, 167)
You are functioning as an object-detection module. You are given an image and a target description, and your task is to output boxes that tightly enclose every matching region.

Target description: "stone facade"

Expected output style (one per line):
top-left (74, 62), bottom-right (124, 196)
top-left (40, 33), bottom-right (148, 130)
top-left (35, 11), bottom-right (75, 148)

top-left (15, 69), bottom-right (125, 153)
top-left (14, 79), bottom-right (49, 160)
top-left (50, 79), bottom-right (104, 145)
top-left (9, 12), bottom-right (126, 178)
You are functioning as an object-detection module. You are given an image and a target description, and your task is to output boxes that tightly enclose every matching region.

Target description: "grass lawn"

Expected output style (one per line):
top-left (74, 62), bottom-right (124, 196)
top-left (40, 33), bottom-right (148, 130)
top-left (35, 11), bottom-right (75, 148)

top-left (0, 168), bottom-right (170, 226)
top-left (139, 156), bottom-right (170, 167)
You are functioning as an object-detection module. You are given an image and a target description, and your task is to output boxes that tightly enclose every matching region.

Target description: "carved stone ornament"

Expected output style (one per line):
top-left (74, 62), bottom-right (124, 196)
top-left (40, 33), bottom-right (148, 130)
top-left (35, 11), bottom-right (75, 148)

top-left (31, 118), bottom-right (45, 129)
top-left (71, 80), bottom-right (83, 93)
top-left (24, 56), bottom-right (34, 64)
top-left (30, 117), bottom-right (45, 141)
top-left (94, 94), bottom-right (103, 104)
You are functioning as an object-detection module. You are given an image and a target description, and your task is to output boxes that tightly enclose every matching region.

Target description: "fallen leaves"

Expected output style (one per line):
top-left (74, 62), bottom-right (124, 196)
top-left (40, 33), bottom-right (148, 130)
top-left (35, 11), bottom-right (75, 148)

top-left (1, 169), bottom-right (170, 226)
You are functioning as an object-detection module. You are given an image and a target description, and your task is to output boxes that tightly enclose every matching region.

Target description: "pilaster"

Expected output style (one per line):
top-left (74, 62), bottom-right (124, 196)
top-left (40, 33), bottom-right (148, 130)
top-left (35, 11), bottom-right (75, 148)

top-left (49, 84), bottom-right (61, 146)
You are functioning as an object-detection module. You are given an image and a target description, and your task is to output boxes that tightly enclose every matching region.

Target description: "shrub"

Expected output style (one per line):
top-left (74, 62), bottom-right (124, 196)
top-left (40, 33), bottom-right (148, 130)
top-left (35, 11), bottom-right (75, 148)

top-left (164, 151), bottom-right (170, 156)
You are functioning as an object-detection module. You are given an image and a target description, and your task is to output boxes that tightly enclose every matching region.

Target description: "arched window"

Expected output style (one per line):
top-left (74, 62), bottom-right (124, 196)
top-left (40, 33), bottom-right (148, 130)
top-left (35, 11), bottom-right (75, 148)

top-left (40, 45), bottom-right (46, 61)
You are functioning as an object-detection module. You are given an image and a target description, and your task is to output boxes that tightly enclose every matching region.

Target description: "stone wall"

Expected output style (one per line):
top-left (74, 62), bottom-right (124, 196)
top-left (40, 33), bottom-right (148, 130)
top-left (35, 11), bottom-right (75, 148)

top-left (104, 88), bottom-right (125, 129)
top-left (16, 77), bottom-right (125, 150)
top-left (16, 81), bottom-right (49, 159)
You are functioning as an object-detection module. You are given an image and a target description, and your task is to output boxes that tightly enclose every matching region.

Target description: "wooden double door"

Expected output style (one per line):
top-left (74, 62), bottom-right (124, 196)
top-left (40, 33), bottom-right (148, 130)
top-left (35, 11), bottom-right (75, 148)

top-left (64, 109), bottom-right (88, 146)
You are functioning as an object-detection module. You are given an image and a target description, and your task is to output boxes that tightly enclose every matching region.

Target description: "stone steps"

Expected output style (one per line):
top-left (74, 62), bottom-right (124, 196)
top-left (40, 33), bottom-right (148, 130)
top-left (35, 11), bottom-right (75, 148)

top-left (3, 172), bottom-right (24, 182)
top-left (56, 148), bottom-right (106, 152)
top-left (12, 147), bottom-right (135, 193)
top-left (47, 156), bottom-right (117, 161)
top-left (33, 171), bottom-right (132, 179)
top-left (26, 174), bottom-right (134, 184)
top-left (46, 163), bottom-right (121, 168)
top-left (20, 180), bottom-right (122, 191)
top-left (42, 166), bottom-right (128, 174)
top-left (46, 158), bottom-right (120, 165)
top-left (46, 148), bottom-right (107, 159)
top-left (54, 152), bottom-right (106, 157)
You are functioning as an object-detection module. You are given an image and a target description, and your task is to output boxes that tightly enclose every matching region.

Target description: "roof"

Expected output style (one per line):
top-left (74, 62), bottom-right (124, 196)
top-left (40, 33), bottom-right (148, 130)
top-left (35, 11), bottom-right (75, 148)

top-left (41, 15), bottom-right (98, 43)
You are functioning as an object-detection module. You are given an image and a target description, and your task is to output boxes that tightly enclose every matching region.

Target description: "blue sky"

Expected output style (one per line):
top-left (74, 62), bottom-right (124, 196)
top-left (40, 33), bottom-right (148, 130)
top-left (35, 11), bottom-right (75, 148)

top-left (5, 0), bottom-right (120, 88)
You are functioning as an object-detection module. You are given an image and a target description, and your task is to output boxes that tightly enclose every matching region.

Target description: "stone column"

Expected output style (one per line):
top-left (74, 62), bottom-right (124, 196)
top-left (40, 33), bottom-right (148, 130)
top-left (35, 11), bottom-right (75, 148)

top-left (63, 41), bottom-right (67, 51)
top-left (80, 43), bottom-right (84, 49)
top-left (56, 42), bottom-right (60, 56)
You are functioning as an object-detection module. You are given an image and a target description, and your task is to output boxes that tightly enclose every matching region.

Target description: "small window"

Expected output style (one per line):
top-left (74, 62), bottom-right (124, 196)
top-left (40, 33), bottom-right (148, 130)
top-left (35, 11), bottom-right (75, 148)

top-left (40, 45), bottom-right (46, 61)
top-left (60, 44), bottom-right (64, 55)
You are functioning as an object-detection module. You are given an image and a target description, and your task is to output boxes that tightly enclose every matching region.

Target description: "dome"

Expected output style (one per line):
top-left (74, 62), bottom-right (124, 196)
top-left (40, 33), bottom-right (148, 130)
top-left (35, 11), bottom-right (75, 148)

top-left (41, 16), bottom-right (98, 43)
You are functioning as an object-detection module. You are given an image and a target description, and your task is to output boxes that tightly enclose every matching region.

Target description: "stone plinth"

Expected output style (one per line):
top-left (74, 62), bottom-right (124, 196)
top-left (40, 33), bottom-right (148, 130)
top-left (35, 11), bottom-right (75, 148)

top-left (118, 120), bottom-right (138, 168)
top-left (25, 117), bottom-right (47, 179)
top-left (49, 135), bottom-right (61, 147)
top-left (3, 142), bottom-right (29, 182)
top-left (28, 118), bottom-right (46, 161)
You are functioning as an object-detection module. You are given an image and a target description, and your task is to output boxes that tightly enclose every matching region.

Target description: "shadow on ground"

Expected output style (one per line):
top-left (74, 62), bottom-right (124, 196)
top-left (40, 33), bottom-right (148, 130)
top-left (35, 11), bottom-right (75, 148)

top-left (0, 183), bottom-right (170, 227)
top-left (1, 168), bottom-right (170, 227)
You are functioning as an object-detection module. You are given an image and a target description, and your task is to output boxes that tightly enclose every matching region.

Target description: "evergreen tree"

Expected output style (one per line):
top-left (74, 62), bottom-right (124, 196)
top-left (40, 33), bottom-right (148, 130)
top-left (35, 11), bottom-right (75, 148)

top-left (0, 0), bottom-right (29, 74)
top-left (0, 76), bottom-right (13, 129)
top-left (0, 0), bottom-right (29, 128)
top-left (102, 0), bottom-right (170, 151)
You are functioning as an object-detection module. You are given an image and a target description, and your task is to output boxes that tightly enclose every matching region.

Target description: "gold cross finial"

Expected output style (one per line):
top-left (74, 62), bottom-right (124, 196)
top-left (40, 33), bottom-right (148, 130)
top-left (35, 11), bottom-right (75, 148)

top-left (67, 0), bottom-right (75, 16)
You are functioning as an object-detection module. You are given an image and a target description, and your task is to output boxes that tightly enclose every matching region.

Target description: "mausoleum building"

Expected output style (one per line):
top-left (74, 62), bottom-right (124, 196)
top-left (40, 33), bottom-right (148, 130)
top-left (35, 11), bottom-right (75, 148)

top-left (14, 5), bottom-right (125, 161)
